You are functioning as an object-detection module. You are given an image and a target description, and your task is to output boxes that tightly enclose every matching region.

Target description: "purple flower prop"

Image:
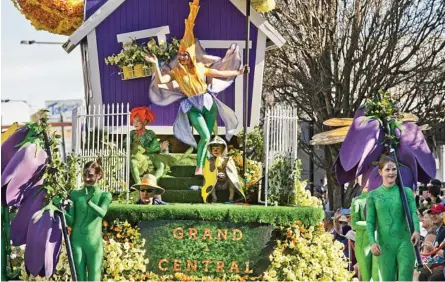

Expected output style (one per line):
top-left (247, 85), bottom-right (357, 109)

top-left (1, 126), bottom-right (29, 171)
top-left (1, 123), bottom-right (63, 278)
top-left (10, 186), bottom-right (47, 246)
top-left (335, 107), bottom-right (385, 184)
top-left (1, 143), bottom-right (47, 207)
top-left (25, 211), bottom-right (62, 278)
top-left (335, 106), bottom-right (436, 189)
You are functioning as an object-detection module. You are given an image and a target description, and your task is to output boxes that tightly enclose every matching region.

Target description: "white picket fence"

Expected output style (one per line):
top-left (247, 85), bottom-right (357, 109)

top-left (72, 103), bottom-right (131, 194)
top-left (262, 104), bottom-right (299, 205)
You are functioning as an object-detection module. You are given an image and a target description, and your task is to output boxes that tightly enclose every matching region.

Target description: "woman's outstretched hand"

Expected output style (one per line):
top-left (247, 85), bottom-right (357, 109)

top-left (239, 64), bottom-right (250, 75)
top-left (144, 53), bottom-right (158, 65)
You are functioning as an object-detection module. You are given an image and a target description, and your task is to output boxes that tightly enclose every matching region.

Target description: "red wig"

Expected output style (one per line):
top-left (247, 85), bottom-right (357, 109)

top-left (130, 107), bottom-right (156, 125)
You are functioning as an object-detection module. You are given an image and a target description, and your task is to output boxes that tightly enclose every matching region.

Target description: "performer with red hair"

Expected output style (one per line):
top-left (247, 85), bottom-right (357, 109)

top-left (129, 107), bottom-right (169, 183)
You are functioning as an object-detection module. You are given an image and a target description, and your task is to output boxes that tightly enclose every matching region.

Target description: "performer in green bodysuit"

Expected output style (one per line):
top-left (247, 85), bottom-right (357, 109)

top-left (66, 160), bottom-right (112, 281)
top-left (129, 107), bottom-right (169, 181)
top-left (366, 156), bottom-right (420, 281)
top-left (351, 186), bottom-right (381, 281)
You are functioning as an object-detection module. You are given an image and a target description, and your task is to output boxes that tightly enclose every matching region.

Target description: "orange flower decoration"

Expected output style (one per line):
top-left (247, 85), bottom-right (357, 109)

top-left (12, 0), bottom-right (84, 35)
top-left (130, 106), bottom-right (156, 125)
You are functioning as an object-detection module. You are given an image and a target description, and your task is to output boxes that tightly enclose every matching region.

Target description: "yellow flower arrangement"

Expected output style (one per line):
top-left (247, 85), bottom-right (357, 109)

top-left (11, 0), bottom-right (84, 35)
top-left (228, 148), bottom-right (262, 188)
top-left (264, 223), bottom-right (355, 281)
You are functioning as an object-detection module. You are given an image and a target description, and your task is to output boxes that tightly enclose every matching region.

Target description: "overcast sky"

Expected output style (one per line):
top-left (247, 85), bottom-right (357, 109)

top-left (1, 1), bottom-right (84, 125)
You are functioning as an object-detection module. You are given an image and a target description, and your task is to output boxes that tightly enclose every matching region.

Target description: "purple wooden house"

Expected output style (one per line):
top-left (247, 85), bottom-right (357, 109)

top-left (64, 0), bottom-right (285, 135)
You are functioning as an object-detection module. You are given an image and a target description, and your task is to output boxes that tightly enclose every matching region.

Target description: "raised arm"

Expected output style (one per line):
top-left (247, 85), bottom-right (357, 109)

top-left (144, 54), bottom-right (172, 84)
top-left (205, 65), bottom-right (249, 79)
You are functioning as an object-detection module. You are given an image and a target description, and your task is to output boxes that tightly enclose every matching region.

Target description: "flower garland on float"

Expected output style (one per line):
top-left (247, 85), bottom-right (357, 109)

top-left (10, 0), bottom-right (83, 35)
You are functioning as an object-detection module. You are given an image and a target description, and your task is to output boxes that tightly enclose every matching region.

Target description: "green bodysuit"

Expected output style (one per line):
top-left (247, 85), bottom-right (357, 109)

top-left (352, 191), bottom-right (380, 281)
top-left (66, 186), bottom-right (112, 281)
top-left (129, 129), bottom-right (164, 181)
top-left (366, 184), bottom-right (420, 281)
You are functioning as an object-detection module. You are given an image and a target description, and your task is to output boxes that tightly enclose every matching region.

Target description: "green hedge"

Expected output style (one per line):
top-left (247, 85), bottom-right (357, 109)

top-left (105, 203), bottom-right (324, 226)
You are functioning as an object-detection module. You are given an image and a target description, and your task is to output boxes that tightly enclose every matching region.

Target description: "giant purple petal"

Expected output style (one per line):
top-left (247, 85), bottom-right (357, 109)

top-left (356, 136), bottom-right (385, 177)
top-left (2, 144), bottom-right (47, 207)
top-left (399, 165), bottom-right (415, 189)
top-left (400, 122), bottom-right (436, 181)
top-left (44, 215), bottom-right (63, 278)
top-left (25, 211), bottom-right (52, 276)
top-left (335, 157), bottom-right (357, 184)
top-left (367, 167), bottom-right (382, 191)
top-left (397, 144), bottom-right (418, 185)
top-left (1, 126), bottom-right (29, 171)
top-left (339, 116), bottom-right (382, 172)
top-left (10, 187), bottom-right (46, 246)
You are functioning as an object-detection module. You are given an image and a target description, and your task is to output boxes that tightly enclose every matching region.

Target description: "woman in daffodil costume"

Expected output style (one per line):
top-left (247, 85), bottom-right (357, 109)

top-left (146, 0), bottom-right (248, 176)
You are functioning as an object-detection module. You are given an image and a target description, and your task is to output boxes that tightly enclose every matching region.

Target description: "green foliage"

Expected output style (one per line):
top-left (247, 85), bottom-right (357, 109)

top-left (267, 155), bottom-right (295, 205)
top-left (143, 38), bottom-right (180, 63)
top-left (105, 40), bottom-right (146, 67)
top-left (237, 126), bottom-right (264, 162)
top-left (268, 158), bottom-right (321, 207)
top-left (104, 38), bottom-right (180, 70)
top-left (105, 204), bottom-right (324, 226)
top-left (140, 220), bottom-right (274, 277)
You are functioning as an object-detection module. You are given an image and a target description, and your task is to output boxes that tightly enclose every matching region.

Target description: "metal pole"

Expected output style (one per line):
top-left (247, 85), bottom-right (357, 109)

top-left (60, 114), bottom-right (67, 162)
top-left (309, 121), bottom-right (315, 195)
top-left (243, 0), bottom-right (251, 181)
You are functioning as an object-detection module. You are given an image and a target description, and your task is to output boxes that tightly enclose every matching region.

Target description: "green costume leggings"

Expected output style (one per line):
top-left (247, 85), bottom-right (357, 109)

top-left (188, 103), bottom-right (217, 168)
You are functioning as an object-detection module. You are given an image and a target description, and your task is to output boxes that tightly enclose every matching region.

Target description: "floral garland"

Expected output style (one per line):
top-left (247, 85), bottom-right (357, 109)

top-left (11, 0), bottom-right (83, 35)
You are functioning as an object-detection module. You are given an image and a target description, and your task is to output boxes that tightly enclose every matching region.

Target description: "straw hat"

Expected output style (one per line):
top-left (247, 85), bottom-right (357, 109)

top-left (131, 174), bottom-right (165, 195)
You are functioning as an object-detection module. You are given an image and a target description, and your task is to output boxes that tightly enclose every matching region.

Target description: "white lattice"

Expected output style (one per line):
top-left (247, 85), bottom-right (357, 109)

top-left (262, 104), bottom-right (299, 205)
top-left (72, 103), bottom-right (131, 194)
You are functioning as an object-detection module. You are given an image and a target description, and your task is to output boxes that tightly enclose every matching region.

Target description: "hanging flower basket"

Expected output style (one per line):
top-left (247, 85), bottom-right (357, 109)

top-left (118, 64), bottom-right (153, 80)
top-left (105, 39), bottom-right (179, 81)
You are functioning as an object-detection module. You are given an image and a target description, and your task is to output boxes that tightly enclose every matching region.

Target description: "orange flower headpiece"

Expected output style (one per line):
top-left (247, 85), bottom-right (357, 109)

top-left (130, 107), bottom-right (156, 125)
top-left (178, 0), bottom-right (200, 64)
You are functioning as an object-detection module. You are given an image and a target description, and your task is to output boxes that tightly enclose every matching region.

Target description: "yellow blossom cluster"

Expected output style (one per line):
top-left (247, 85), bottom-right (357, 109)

top-left (11, 0), bottom-right (83, 35)
top-left (251, 0), bottom-right (276, 12)
top-left (229, 148), bottom-right (262, 188)
top-left (291, 177), bottom-right (322, 207)
top-left (264, 222), bottom-right (355, 281)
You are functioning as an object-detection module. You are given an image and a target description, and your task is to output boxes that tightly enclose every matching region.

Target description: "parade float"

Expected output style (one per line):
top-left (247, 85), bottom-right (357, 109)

top-left (4, 0), bottom-right (439, 280)
top-left (2, 0), bottom-right (355, 281)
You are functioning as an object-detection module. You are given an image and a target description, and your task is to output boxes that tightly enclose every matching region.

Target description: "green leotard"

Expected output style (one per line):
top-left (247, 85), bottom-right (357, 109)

top-left (129, 129), bottom-right (164, 181)
top-left (351, 191), bottom-right (380, 281)
top-left (66, 186), bottom-right (112, 281)
top-left (366, 184), bottom-right (420, 281)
